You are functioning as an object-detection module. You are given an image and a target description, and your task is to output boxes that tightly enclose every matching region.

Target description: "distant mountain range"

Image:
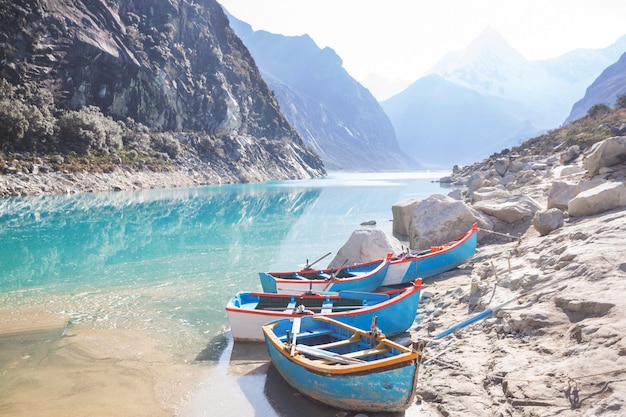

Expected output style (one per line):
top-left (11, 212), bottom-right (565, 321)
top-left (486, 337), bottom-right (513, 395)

top-left (383, 28), bottom-right (626, 168)
top-left (224, 9), bottom-right (626, 171)
top-left (226, 12), bottom-right (419, 171)
top-left (566, 51), bottom-right (626, 123)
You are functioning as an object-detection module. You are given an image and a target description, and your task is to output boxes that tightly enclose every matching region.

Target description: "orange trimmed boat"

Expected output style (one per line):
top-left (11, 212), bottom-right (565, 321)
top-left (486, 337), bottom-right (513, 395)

top-left (262, 315), bottom-right (424, 412)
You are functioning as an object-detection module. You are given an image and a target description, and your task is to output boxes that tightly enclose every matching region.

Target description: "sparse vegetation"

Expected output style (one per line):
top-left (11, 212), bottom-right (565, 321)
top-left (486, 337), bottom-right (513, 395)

top-left (0, 78), bottom-right (233, 174)
top-left (509, 103), bottom-right (626, 157)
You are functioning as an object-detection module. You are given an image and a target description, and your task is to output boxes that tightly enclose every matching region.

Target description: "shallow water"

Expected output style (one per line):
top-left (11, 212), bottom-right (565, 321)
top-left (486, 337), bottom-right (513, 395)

top-left (0, 171), bottom-right (450, 415)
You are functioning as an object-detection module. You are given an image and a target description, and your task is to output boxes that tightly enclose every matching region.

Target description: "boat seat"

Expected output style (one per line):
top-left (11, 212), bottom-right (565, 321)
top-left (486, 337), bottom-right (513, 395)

top-left (285, 295), bottom-right (296, 314)
top-left (343, 346), bottom-right (390, 359)
top-left (313, 333), bottom-right (361, 350)
top-left (279, 328), bottom-right (334, 343)
top-left (296, 329), bottom-right (333, 340)
top-left (321, 296), bottom-right (333, 313)
top-left (296, 344), bottom-right (365, 365)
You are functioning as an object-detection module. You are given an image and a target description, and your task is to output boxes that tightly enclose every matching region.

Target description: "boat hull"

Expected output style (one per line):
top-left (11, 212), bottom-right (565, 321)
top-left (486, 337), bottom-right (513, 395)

top-left (263, 316), bottom-right (422, 412)
top-left (380, 223), bottom-right (478, 286)
top-left (259, 257), bottom-right (390, 294)
top-left (266, 348), bottom-right (419, 412)
top-left (226, 280), bottom-right (422, 342)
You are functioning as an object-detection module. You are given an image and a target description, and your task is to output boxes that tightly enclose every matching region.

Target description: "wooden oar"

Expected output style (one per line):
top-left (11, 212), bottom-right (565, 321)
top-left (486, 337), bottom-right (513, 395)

top-left (432, 275), bottom-right (573, 341)
top-left (302, 252), bottom-right (332, 270)
top-left (321, 259), bottom-right (349, 291)
top-left (296, 344), bottom-right (365, 364)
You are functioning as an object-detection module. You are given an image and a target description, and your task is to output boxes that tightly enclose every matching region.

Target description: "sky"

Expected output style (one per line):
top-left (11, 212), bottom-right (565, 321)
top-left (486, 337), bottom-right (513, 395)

top-left (218, 0), bottom-right (626, 99)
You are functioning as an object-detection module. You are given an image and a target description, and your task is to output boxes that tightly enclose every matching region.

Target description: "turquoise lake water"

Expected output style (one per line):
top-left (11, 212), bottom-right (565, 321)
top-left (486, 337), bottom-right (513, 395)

top-left (0, 171), bottom-right (449, 349)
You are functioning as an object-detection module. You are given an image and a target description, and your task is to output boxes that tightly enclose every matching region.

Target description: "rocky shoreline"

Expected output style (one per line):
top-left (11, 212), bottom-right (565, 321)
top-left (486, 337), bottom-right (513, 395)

top-left (318, 136), bottom-right (626, 416)
top-left (0, 148), bottom-right (325, 197)
top-left (399, 137), bottom-right (626, 416)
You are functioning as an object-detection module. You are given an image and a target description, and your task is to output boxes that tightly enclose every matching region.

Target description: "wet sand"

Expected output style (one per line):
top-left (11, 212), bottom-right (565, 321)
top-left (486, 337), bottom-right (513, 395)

top-left (0, 305), bottom-right (211, 417)
top-left (0, 305), bottom-right (424, 417)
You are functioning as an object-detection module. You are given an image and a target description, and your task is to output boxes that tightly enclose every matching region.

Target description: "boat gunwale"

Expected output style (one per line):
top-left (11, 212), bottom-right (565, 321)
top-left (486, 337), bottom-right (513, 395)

top-left (225, 279), bottom-right (422, 317)
top-left (398, 222), bottom-right (478, 262)
top-left (262, 315), bottom-right (420, 376)
top-left (266, 254), bottom-right (392, 285)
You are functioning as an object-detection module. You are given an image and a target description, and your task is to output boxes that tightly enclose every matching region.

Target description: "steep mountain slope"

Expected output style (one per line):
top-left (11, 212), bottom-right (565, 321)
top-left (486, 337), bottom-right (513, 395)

top-left (382, 74), bottom-right (536, 168)
top-left (565, 52), bottom-right (626, 123)
top-left (0, 0), bottom-right (324, 181)
top-left (226, 13), bottom-right (418, 171)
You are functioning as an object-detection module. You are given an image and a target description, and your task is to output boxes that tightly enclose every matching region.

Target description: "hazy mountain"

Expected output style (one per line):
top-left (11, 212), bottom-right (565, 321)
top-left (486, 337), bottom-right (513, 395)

top-left (430, 28), bottom-right (626, 129)
top-left (226, 12), bottom-right (418, 171)
top-left (384, 27), bottom-right (626, 167)
top-left (565, 52), bottom-right (626, 123)
top-left (382, 74), bottom-right (536, 168)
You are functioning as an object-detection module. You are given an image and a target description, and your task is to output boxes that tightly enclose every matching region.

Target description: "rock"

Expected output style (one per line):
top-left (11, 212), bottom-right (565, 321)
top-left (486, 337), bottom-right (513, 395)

top-left (532, 208), bottom-right (564, 236)
top-left (471, 186), bottom-right (509, 203)
top-left (447, 189), bottom-right (463, 200)
top-left (327, 228), bottom-right (402, 267)
top-left (552, 165), bottom-right (584, 178)
top-left (568, 181), bottom-right (626, 217)
top-left (508, 160), bottom-right (528, 173)
top-left (547, 180), bottom-right (577, 210)
top-left (472, 194), bottom-right (542, 224)
top-left (407, 194), bottom-right (491, 250)
top-left (467, 172), bottom-right (487, 197)
top-left (583, 136), bottom-right (626, 176)
top-left (494, 158), bottom-right (510, 176)
top-left (391, 199), bottom-right (418, 236)
top-left (560, 145), bottom-right (581, 164)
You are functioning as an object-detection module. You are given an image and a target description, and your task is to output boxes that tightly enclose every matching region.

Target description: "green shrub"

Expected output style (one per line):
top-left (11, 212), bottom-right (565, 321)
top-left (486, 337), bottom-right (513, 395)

top-left (587, 103), bottom-right (611, 118)
top-left (57, 106), bottom-right (123, 155)
top-left (615, 94), bottom-right (626, 110)
top-left (0, 80), bottom-right (57, 152)
top-left (150, 132), bottom-right (181, 159)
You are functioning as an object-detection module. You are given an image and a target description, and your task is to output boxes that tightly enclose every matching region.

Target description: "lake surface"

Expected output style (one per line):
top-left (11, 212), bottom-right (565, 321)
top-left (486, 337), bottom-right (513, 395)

top-left (0, 171), bottom-right (450, 415)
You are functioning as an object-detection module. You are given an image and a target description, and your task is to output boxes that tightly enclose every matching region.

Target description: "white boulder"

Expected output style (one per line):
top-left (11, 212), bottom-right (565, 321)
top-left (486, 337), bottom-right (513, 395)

top-left (532, 208), bottom-right (565, 236)
top-left (408, 194), bottom-right (491, 251)
top-left (328, 228), bottom-right (403, 267)
top-left (473, 194), bottom-right (542, 224)
top-left (392, 198), bottom-right (418, 236)
top-left (583, 136), bottom-right (626, 176)
top-left (568, 181), bottom-right (626, 217)
top-left (547, 181), bottom-right (577, 210)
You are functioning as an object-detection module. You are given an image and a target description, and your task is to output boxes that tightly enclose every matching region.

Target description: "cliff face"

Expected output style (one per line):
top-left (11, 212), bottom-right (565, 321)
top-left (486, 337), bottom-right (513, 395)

top-left (0, 0), bottom-right (325, 179)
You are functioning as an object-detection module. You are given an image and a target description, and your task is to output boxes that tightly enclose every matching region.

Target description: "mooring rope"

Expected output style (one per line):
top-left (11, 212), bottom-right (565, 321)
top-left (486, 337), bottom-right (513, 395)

top-left (477, 227), bottom-right (522, 244)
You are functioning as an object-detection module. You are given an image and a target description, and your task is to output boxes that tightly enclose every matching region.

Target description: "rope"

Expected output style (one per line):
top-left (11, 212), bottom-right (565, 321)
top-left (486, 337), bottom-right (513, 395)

top-left (477, 227), bottom-right (522, 243)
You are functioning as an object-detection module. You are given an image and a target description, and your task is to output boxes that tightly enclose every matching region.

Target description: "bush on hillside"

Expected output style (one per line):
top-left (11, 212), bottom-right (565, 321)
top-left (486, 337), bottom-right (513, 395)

top-left (587, 103), bottom-right (611, 118)
top-left (150, 132), bottom-right (181, 159)
top-left (0, 80), bottom-right (57, 153)
top-left (615, 94), bottom-right (626, 110)
top-left (57, 106), bottom-right (123, 155)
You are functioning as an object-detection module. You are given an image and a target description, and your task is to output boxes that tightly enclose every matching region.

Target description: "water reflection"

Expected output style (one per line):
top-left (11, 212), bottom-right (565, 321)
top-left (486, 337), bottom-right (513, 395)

top-left (0, 185), bottom-right (321, 292)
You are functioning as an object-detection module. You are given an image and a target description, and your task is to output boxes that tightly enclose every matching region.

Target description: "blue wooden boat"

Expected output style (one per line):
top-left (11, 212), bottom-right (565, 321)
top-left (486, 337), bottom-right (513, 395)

top-left (259, 254), bottom-right (391, 294)
top-left (226, 279), bottom-right (422, 341)
top-left (379, 223), bottom-right (478, 286)
top-left (262, 315), bottom-right (424, 412)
